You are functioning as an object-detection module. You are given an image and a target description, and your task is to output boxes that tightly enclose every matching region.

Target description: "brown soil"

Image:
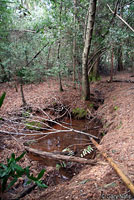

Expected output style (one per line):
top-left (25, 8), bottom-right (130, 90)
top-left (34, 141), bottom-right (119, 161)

top-left (0, 72), bottom-right (134, 200)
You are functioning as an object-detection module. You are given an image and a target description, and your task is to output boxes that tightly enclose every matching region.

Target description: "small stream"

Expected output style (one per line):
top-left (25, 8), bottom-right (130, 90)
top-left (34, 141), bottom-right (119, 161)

top-left (28, 117), bottom-right (102, 167)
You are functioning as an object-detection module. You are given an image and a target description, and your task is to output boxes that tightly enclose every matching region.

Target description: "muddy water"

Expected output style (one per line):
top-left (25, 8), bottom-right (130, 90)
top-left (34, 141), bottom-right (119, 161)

top-left (28, 118), bottom-right (102, 166)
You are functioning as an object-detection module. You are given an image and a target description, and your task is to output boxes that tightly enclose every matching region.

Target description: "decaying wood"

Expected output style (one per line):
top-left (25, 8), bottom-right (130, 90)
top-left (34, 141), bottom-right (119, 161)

top-left (25, 146), bottom-right (96, 165)
top-left (90, 138), bottom-right (134, 196)
top-left (108, 80), bottom-right (134, 83)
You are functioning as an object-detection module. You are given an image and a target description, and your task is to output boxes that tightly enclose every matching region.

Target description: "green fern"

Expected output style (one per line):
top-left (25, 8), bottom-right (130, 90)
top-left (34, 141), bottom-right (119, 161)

top-left (72, 108), bottom-right (87, 119)
top-left (81, 145), bottom-right (93, 157)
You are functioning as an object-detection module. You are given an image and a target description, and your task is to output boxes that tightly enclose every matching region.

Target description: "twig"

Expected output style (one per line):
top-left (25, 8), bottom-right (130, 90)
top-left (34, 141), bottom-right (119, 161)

top-left (24, 43), bottom-right (49, 68)
top-left (35, 116), bottom-right (99, 139)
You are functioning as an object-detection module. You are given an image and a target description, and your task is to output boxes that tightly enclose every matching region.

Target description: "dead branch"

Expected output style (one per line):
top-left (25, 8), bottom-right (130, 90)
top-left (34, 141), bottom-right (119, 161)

top-left (25, 146), bottom-right (96, 165)
top-left (24, 42), bottom-right (49, 68)
top-left (90, 138), bottom-right (134, 196)
top-left (108, 79), bottom-right (134, 83)
top-left (107, 4), bottom-right (134, 33)
top-left (11, 184), bottom-right (37, 200)
top-left (35, 115), bottom-right (99, 139)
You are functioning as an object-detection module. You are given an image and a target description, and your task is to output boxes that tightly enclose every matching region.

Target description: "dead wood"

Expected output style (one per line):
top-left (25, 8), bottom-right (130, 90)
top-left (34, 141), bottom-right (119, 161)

top-left (90, 138), bottom-right (134, 196)
top-left (25, 146), bottom-right (96, 165)
top-left (11, 184), bottom-right (37, 200)
top-left (108, 79), bottom-right (134, 83)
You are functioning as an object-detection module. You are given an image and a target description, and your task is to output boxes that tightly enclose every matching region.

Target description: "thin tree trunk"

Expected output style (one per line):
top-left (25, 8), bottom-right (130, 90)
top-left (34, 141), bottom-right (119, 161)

top-left (46, 46), bottom-right (51, 68)
top-left (117, 4), bottom-right (123, 72)
top-left (82, 0), bottom-right (97, 100)
top-left (73, 0), bottom-right (77, 89)
top-left (57, 1), bottom-right (63, 92)
top-left (117, 46), bottom-right (123, 71)
top-left (59, 71), bottom-right (63, 92)
top-left (0, 59), bottom-right (8, 82)
top-left (20, 82), bottom-right (27, 106)
top-left (93, 57), bottom-right (100, 78)
top-left (110, 47), bottom-right (114, 82)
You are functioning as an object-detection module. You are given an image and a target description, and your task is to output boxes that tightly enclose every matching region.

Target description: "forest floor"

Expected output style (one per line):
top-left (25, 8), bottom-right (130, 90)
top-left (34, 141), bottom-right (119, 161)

top-left (0, 72), bottom-right (134, 200)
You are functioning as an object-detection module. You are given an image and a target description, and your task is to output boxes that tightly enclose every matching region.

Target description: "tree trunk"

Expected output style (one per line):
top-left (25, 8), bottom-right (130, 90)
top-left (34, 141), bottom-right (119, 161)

top-left (20, 82), bottom-right (27, 106)
top-left (0, 59), bottom-right (8, 82)
top-left (73, 0), bottom-right (77, 89)
top-left (46, 46), bottom-right (51, 68)
top-left (57, 1), bottom-right (63, 92)
top-left (110, 47), bottom-right (114, 82)
top-left (93, 57), bottom-right (100, 79)
top-left (82, 0), bottom-right (97, 100)
top-left (59, 71), bottom-right (63, 92)
top-left (117, 46), bottom-right (123, 71)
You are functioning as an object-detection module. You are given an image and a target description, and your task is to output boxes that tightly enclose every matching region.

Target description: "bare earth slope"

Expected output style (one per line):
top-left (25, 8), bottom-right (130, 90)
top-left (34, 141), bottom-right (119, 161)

top-left (0, 72), bottom-right (134, 199)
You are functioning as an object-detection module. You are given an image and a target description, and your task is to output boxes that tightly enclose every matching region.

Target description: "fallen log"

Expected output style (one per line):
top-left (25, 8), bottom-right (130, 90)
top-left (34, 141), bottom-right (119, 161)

top-left (25, 146), bottom-right (96, 165)
top-left (90, 138), bottom-right (134, 196)
top-left (108, 79), bottom-right (134, 83)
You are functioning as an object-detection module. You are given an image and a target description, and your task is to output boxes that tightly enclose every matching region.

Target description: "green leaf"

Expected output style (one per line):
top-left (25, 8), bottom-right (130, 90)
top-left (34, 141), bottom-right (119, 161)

top-left (37, 169), bottom-right (45, 180)
top-left (35, 180), bottom-right (48, 188)
top-left (11, 153), bottom-right (15, 160)
top-left (28, 174), bottom-right (38, 181)
top-left (7, 177), bottom-right (17, 190)
top-left (1, 176), bottom-right (8, 192)
top-left (11, 163), bottom-right (24, 172)
top-left (0, 168), bottom-right (10, 178)
top-left (15, 152), bottom-right (26, 162)
top-left (0, 92), bottom-right (6, 108)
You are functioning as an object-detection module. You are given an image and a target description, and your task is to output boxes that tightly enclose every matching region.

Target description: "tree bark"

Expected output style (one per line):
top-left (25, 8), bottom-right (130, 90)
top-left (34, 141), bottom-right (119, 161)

top-left (82, 0), bottom-right (97, 100)
top-left (57, 1), bottom-right (63, 92)
top-left (117, 46), bottom-right (123, 71)
top-left (20, 82), bottom-right (27, 106)
top-left (73, 0), bottom-right (77, 89)
top-left (110, 47), bottom-right (114, 82)
top-left (0, 59), bottom-right (8, 82)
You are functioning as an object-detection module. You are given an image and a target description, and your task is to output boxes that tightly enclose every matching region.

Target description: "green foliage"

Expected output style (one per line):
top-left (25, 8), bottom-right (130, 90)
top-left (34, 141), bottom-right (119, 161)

top-left (0, 152), bottom-right (47, 193)
top-left (25, 121), bottom-right (43, 130)
top-left (56, 162), bottom-right (66, 170)
top-left (22, 111), bottom-right (31, 118)
top-left (0, 92), bottom-right (6, 108)
top-left (114, 105), bottom-right (118, 111)
top-left (72, 108), bottom-right (87, 119)
top-left (81, 145), bottom-right (93, 158)
top-left (89, 72), bottom-right (101, 82)
top-left (88, 103), bottom-right (94, 108)
top-left (62, 148), bottom-right (74, 156)
top-left (0, 0), bottom-right (133, 85)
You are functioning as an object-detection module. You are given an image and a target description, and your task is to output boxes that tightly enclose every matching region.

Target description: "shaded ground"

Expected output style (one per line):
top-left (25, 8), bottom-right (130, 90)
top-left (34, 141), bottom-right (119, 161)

top-left (0, 72), bottom-right (134, 199)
